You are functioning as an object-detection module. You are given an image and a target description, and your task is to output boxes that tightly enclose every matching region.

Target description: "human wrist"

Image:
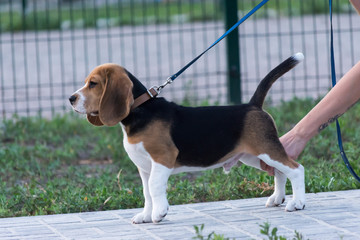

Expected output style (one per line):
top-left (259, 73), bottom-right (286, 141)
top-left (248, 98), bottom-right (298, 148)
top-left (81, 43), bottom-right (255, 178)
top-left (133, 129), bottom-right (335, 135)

top-left (291, 122), bottom-right (315, 144)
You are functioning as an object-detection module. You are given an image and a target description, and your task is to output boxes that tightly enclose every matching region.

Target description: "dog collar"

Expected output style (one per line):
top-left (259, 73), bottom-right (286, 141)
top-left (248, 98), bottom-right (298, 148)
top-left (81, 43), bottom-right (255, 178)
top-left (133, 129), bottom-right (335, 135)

top-left (131, 87), bottom-right (159, 110)
top-left (131, 77), bottom-right (174, 110)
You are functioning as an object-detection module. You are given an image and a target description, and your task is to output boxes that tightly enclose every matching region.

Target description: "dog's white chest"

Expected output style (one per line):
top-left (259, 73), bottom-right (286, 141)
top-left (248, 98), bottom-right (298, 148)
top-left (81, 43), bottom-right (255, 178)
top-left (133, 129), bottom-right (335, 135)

top-left (121, 125), bottom-right (152, 172)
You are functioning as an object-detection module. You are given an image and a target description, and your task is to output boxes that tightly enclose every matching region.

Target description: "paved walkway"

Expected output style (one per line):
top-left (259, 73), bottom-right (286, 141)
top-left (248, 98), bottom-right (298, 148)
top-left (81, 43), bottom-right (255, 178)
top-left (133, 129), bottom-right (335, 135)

top-left (0, 190), bottom-right (359, 240)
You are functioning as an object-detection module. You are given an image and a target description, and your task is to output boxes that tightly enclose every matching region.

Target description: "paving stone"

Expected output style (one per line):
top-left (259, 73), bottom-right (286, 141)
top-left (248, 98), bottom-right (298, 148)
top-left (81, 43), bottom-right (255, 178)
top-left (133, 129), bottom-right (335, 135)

top-left (10, 225), bottom-right (54, 236)
top-left (77, 211), bottom-right (120, 222)
top-left (0, 190), bottom-right (359, 239)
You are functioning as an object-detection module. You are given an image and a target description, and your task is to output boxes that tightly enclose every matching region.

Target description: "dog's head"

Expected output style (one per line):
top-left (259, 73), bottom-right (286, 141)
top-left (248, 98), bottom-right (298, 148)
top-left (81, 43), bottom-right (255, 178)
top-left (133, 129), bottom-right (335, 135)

top-left (69, 64), bottom-right (134, 126)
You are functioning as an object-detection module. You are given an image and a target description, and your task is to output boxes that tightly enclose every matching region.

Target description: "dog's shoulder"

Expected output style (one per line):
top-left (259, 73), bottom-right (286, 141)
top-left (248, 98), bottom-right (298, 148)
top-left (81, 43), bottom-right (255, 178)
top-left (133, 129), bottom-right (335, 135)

top-left (121, 97), bottom-right (178, 136)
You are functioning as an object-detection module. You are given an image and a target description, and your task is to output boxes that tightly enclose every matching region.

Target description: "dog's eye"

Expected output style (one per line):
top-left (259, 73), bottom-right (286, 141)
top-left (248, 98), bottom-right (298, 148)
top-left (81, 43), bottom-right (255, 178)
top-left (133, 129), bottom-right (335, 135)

top-left (89, 81), bottom-right (97, 89)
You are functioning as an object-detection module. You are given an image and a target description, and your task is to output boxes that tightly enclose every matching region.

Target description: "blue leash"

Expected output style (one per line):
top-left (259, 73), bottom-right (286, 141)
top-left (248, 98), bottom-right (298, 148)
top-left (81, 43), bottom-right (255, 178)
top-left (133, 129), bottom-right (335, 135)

top-left (329, 0), bottom-right (360, 183)
top-left (156, 0), bottom-right (269, 92)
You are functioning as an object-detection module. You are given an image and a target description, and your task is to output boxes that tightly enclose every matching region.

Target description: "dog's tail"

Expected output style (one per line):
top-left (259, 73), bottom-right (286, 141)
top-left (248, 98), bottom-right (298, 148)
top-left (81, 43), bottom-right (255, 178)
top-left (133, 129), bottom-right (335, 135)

top-left (249, 52), bottom-right (304, 108)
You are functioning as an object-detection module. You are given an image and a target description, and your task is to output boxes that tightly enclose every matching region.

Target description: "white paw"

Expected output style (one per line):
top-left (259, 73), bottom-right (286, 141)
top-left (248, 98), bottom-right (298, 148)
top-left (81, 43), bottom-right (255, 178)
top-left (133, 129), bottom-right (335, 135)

top-left (285, 199), bottom-right (305, 212)
top-left (132, 210), bottom-right (152, 224)
top-left (266, 193), bottom-right (286, 207)
top-left (152, 200), bottom-right (169, 223)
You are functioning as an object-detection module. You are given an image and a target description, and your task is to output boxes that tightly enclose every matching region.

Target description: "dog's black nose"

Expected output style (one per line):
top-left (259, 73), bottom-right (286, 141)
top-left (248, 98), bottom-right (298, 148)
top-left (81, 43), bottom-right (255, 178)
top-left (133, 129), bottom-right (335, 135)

top-left (69, 95), bottom-right (77, 105)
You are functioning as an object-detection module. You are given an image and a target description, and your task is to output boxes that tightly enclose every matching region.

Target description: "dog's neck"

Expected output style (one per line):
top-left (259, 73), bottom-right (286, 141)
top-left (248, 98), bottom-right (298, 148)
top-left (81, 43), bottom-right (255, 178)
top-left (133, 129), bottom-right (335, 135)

top-left (125, 69), bottom-right (147, 99)
top-left (125, 69), bottom-right (158, 110)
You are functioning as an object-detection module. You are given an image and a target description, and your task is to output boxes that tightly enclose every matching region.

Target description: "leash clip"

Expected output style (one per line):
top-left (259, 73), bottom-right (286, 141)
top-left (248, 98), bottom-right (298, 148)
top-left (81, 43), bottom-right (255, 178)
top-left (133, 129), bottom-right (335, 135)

top-left (155, 76), bottom-right (173, 94)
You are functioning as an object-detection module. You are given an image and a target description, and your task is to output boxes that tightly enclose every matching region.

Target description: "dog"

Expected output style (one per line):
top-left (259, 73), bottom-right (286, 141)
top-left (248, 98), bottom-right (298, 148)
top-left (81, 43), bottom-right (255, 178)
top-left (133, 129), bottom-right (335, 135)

top-left (69, 53), bottom-right (305, 224)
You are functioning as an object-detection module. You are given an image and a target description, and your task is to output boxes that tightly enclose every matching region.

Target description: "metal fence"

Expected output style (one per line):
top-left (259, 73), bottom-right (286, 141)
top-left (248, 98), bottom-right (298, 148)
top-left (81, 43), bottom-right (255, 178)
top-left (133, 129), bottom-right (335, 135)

top-left (0, 0), bottom-right (359, 118)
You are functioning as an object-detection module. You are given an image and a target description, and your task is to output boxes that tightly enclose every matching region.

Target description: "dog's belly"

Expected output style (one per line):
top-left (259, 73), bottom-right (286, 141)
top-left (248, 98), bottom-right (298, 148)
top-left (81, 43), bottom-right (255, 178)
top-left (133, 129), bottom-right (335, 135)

top-left (172, 159), bottom-right (230, 174)
top-left (173, 152), bottom-right (261, 174)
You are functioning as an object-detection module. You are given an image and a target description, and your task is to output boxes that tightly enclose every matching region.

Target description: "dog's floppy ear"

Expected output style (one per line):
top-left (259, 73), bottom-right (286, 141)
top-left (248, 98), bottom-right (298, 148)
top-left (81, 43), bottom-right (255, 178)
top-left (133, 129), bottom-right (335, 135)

top-left (99, 68), bottom-right (134, 126)
top-left (87, 114), bottom-right (104, 126)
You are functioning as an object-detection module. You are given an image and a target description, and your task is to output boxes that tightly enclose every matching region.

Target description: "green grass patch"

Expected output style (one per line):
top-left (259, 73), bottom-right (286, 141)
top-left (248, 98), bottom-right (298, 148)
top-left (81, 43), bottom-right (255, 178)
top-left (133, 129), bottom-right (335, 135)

top-left (1, 1), bottom-right (219, 32)
top-left (193, 222), bottom-right (307, 240)
top-left (1, 98), bottom-right (360, 217)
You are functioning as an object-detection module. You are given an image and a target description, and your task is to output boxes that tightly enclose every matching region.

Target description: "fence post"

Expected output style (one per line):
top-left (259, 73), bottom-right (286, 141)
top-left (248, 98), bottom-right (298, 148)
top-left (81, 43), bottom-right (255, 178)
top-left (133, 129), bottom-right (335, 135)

top-left (223, 0), bottom-right (241, 104)
top-left (22, 0), bottom-right (28, 17)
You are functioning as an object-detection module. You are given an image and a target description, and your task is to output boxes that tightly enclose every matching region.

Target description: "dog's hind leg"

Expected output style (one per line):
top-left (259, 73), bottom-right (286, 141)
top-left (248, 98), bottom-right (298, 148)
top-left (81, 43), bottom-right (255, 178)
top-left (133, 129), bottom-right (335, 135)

top-left (265, 169), bottom-right (286, 207)
top-left (257, 154), bottom-right (305, 211)
top-left (242, 110), bottom-right (305, 211)
top-left (238, 153), bottom-right (287, 207)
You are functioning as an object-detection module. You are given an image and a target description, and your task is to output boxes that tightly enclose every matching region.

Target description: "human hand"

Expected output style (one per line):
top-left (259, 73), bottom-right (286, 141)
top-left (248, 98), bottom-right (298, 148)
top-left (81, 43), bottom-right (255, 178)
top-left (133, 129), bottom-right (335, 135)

top-left (279, 130), bottom-right (308, 160)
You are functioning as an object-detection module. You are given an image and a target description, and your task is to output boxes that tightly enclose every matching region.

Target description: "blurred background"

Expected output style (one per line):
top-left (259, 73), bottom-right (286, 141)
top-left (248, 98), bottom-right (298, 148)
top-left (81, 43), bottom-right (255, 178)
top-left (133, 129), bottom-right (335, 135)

top-left (0, 0), bottom-right (359, 118)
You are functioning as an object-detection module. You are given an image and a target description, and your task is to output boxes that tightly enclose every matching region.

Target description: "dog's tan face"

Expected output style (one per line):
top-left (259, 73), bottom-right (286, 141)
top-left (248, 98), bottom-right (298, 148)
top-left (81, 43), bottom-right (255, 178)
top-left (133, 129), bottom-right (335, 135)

top-left (69, 64), bottom-right (134, 126)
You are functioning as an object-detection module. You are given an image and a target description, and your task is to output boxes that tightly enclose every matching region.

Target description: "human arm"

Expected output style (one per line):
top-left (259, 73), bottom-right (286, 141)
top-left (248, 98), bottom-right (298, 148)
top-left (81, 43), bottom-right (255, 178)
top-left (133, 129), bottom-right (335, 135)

top-left (280, 61), bottom-right (360, 160)
top-left (280, 0), bottom-right (360, 160)
top-left (260, 0), bottom-right (360, 175)
top-left (350, 0), bottom-right (360, 14)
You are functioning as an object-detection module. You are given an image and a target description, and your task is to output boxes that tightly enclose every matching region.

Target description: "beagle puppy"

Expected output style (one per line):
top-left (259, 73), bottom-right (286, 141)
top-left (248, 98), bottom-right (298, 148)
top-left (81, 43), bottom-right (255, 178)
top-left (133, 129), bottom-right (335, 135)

top-left (69, 53), bottom-right (306, 224)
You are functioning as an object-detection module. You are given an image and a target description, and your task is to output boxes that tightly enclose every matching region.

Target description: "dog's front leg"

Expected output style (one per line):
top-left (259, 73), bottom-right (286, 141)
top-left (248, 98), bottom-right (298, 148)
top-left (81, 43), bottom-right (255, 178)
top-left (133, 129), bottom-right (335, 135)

top-left (132, 169), bottom-right (153, 224)
top-left (148, 162), bottom-right (173, 223)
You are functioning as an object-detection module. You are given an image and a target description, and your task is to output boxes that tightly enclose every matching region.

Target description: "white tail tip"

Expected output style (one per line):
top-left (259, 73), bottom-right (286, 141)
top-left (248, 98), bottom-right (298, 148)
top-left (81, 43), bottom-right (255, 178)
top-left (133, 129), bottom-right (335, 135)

top-left (294, 52), bottom-right (304, 61)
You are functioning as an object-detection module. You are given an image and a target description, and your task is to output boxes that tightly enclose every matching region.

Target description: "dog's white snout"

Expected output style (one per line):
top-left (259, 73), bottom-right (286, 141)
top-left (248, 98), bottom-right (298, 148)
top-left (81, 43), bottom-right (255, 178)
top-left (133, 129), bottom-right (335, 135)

top-left (69, 89), bottom-right (87, 114)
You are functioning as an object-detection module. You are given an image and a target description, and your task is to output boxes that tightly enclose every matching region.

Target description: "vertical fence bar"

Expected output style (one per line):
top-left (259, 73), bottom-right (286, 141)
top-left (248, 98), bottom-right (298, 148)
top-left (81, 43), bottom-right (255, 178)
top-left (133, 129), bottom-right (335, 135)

top-left (252, 1), bottom-right (260, 88)
top-left (201, 0), bottom-right (209, 101)
top-left (288, 0), bottom-right (295, 98)
top-left (299, 0), bottom-right (308, 95)
top-left (223, 0), bottom-right (241, 104)
top-left (9, 0), bottom-right (18, 115)
top-left (118, 0), bottom-right (126, 66)
top-left (238, 0), bottom-right (249, 100)
top-left (130, 1), bottom-right (138, 74)
top-left (46, 0), bottom-right (54, 116)
top-left (59, 0), bottom-right (66, 112)
top-left (348, 2), bottom-right (355, 65)
top-left (22, 0), bottom-right (29, 116)
top-left (0, 4), bottom-right (4, 117)
top-left (81, 0), bottom-right (89, 77)
top-left (190, 0), bottom-right (198, 92)
top-left (33, 0), bottom-right (42, 116)
top-left (154, 0), bottom-right (163, 82)
top-left (177, 0), bottom-right (185, 82)
top-left (142, 0), bottom-right (150, 83)
top-left (213, 0), bottom-right (222, 102)
top-left (311, 0), bottom-right (320, 93)
top-left (275, 0), bottom-right (284, 98)
top-left (166, 1), bottom-right (175, 98)
top-left (106, 0), bottom-right (112, 62)
top-left (70, 1), bottom-right (78, 92)
top-left (94, 0), bottom-right (101, 65)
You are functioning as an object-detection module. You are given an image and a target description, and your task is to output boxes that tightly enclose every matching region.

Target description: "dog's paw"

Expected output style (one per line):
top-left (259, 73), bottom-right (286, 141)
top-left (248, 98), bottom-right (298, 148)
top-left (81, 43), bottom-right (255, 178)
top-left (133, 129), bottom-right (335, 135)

top-left (285, 199), bottom-right (305, 212)
top-left (132, 211), bottom-right (152, 224)
top-left (152, 202), bottom-right (169, 223)
top-left (265, 193), bottom-right (285, 207)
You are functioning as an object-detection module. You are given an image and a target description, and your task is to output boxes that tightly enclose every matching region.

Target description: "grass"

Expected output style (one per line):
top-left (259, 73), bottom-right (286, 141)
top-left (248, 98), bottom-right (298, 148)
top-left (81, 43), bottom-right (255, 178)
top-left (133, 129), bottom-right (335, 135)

top-left (0, 98), bottom-right (360, 217)
top-left (1, 1), bottom-right (219, 32)
top-left (1, 0), bottom-right (353, 32)
top-left (192, 222), bottom-right (307, 240)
